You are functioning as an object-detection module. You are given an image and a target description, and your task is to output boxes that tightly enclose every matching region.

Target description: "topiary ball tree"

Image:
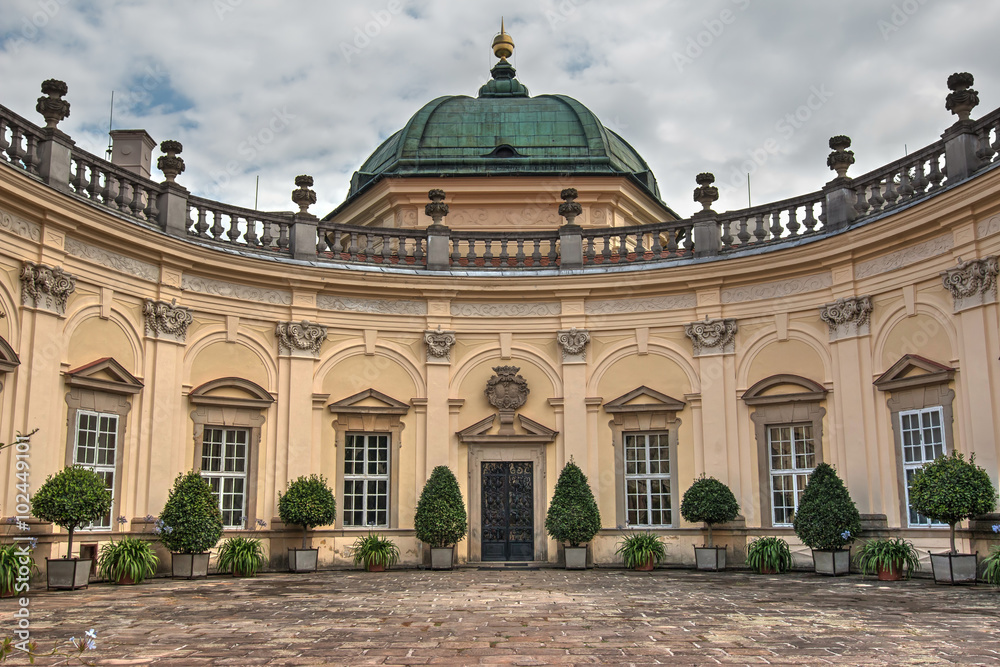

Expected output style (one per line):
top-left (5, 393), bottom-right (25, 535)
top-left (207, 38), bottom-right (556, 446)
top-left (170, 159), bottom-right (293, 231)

top-left (909, 451), bottom-right (996, 554)
top-left (158, 471), bottom-right (224, 554)
top-left (278, 474), bottom-right (337, 549)
top-left (32, 466), bottom-right (112, 559)
top-left (545, 459), bottom-right (601, 548)
top-left (680, 475), bottom-right (739, 548)
top-left (792, 462), bottom-right (861, 550)
top-left (414, 466), bottom-right (468, 549)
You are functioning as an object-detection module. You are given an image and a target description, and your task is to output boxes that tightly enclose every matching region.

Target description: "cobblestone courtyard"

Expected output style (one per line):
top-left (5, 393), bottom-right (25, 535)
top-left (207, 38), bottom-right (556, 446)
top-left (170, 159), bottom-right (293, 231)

top-left (5, 567), bottom-right (1000, 665)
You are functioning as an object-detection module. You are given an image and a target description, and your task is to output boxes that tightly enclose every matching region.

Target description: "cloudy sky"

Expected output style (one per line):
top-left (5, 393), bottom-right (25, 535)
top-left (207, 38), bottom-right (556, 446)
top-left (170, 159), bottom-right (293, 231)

top-left (2, 0), bottom-right (997, 218)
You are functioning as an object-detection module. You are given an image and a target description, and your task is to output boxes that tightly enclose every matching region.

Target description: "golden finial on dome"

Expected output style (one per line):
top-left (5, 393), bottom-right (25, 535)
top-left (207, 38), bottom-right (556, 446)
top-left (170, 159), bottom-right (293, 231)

top-left (492, 18), bottom-right (514, 61)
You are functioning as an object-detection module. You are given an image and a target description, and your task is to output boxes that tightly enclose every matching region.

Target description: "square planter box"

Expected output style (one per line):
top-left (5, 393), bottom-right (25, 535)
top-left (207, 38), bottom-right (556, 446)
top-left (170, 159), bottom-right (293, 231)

top-left (171, 552), bottom-right (210, 579)
top-left (812, 548), bottom-right (851, 576)
top-left (46, 557), bottom-right (91, 590)
top-left (564, 546), bottom-right (588, 570)
top-left (288, 548), bottom-right (318, 573)
top-left (694, 546), bottom-right (727, 571)
top-left (929, 552), bottom-right (978, 584)
top-left (430, 547), bottom-right (454, 570)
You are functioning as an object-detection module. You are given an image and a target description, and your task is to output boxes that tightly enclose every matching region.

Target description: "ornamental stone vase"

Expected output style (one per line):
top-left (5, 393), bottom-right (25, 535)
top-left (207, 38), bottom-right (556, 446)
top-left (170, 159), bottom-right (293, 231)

top-left (171, 552), bottom-right (210, 579)
top-left (811, 548), bottom-right (851, 576)
top-left (287, 548), bottom-right (318, 573)
top-left (694, 546), bottom-right (727, 571)
top-left (46, 557), bottom-right (91, 590)
top-left (929, 552), bottom-right (978, 584)
top-left (564, 546), bottom-right (588, 570)
top-left (430, 546), bottom-right (455, 570)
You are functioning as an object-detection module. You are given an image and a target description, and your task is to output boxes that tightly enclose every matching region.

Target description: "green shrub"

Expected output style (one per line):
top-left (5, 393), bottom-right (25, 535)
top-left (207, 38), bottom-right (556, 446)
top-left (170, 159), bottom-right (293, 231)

top-left (792, 463), bottom-right (861, 550)
top-left (157, 471), bottom-right (224, 554)
top-left (615, 532), bottom-right (666, 569)
top-left (745, 536), bottom-right (792, 574)
top-left (680, 475), bottom-right (739, 548)
top-left (854, 537), bottom-right (920, 579)
top-left (982, 546), bottom-right (1000, 587)
top-left (908, 451), bottom-right (996, 554)
top-left (414, 466), bottom-right (468, 549)
top-left (0, 543), bottom-right (38, 593)
top-left (545, 460), bottom-right (601, 547)
top-left (217, 536), bottom-right (266, 577)
top-left (278, 474), bottom-right (337, 549)
top-left (31, 466), bottom-right (112, 558)
top-left (98, 535), bottom-right (159, 584)
top-left (351, 533), bottom-right (399, 570)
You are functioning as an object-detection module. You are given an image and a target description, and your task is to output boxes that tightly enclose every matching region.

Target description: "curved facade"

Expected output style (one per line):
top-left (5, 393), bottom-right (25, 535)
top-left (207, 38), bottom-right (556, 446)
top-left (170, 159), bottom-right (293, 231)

top-left (1, 66), bottom-right (999, 574)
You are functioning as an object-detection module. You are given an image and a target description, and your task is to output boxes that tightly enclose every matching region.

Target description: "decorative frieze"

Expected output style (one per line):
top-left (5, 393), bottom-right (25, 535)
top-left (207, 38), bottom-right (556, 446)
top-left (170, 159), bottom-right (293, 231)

top-left (721, 273), bottom-right (831, 304)
top-left (424, 327), bottom-right (456, 362)
top-left (556, 328), bottom-right (590, 362)
top-left (451, 302), bottom-right (561, 317)
top-left (66, 237), bottom-right (159, 281)
top-left (685, 317), bottom-right (737, 356)
top-left (819, 296), bottom-right (872, 341)
top-left (20, 262), bottom-right (75, 314)
top-left (182, 276), bottom-right (292, 305)
top-left (585, 294), bottom-right (696, 315)
top-left (941, 256), bottom-right (999, 312)
top-left (275, 320), bottom-right (327, 355)
top-left (143, 298), bottom-right (193, 341)
top-left (854, 235), bottom-right (952, 279)
top-left (317, 295), bottom-right (426, 315)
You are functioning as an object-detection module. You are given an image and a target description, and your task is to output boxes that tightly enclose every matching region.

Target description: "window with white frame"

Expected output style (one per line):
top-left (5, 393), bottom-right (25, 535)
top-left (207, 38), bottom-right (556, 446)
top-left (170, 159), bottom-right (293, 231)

top-left (73, 410), bottom-right (118, 530)
top-left (768, 423), bottom-right (816, 526)
top-left (900, 407), bottom-right (947, 526)
top-left (200, 427), bottom-right (249, 528)
top-left (343, 433), bottom-right (390, 527)
top-left (624, 432), bottom-right (671, 527)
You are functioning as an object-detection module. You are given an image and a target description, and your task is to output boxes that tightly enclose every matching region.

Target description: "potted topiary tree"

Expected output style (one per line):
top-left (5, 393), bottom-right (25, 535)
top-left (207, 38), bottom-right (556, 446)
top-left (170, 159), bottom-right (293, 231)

top-left (545, 459), bottom-right (601, 569)
top-left (278, 474), bottom-right (337, 573)
top-left (32, 466), bottom-right (112, 590)
top-left (792, 462), bottom-right (861, 576)
top-left (157, 471), bottom-right (224, 579)
top-left (908, 451), bottom-right (996, 584)
top-left (680, 475), bottom-right (739, 571)
top-left (414, 465), bottom-right (468, 570)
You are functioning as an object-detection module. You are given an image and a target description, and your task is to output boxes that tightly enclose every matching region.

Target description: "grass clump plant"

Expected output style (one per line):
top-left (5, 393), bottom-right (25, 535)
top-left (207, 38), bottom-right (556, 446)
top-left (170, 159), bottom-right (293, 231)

top-left (745, 536), bottom-right (793, 574)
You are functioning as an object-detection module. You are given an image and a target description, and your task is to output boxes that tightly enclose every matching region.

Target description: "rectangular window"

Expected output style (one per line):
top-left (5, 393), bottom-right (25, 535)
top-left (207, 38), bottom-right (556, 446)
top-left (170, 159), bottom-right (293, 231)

top-left (900, 407), bottom-right (947, 527)
top-left (623, 432), bottom-right (671, 527)
top-left (343, 433), bottom-right (389, 527)
top-left (73, 410), bottom-right (118, 531)
top-left (201, 427), bottom-right (249, 529)
top-left (768, 424), bottom-right (816, 526)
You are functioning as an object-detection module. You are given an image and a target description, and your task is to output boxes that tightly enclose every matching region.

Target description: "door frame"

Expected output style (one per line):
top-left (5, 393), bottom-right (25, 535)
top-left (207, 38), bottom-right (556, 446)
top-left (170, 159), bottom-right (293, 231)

top-left (467, 444), bottom-right (547, 562)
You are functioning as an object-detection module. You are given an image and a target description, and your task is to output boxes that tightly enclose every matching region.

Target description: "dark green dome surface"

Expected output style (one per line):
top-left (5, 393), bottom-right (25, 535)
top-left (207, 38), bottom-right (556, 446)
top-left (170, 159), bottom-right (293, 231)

top-left (344, 61), bottom-right (663, 205)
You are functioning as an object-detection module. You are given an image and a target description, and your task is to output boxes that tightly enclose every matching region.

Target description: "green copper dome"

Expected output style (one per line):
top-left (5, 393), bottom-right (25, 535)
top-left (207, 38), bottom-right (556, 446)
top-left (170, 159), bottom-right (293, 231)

top-left (345, 59), bottom-right (663, 204)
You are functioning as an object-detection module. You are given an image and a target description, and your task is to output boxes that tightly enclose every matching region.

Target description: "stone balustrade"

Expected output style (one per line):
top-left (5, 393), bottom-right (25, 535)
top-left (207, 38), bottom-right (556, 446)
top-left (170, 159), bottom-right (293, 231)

top-left (2, 75), bottom-right (999, 273)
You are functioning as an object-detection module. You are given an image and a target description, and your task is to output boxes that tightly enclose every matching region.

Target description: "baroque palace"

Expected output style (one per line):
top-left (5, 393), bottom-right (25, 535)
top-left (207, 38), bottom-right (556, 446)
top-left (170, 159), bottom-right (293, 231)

top-left (2, 28), bottom-right (999, 571)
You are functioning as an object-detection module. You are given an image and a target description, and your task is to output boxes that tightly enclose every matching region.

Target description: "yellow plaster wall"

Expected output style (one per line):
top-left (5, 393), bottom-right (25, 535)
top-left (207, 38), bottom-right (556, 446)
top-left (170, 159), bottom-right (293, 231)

top-left (190, 341), bottom-right (269, 391)
top-left (66, 316), bottom-right (137, 373)
top-left (747, 340), bottom-right (825, 387)
top-left (879, 314), bottom-right (954, 370)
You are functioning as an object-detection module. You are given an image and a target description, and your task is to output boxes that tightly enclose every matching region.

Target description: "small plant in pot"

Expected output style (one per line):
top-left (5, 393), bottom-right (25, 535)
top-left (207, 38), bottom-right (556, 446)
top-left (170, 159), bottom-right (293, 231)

top-left (278, 474), bottom-right (336, 573)
top-left (414, 466), bottom-right (467, 570)
top-left (981, 525), bottom-right (1000, 587)
top-left (158, 471), bottom-right (224, 579)
top-left (908, 451), bottom-right (996, 584)
top-left (615, 532), bottom-right (666, 571)
top-left (545, 459), bottom-right (601, 570)
top-left (745, 536), bottom-right (793, 574)
top-left (351, 532), bottom-right (399, 571)
top-left (32, 466), bottom-right (112, 590)
top-left (854, 537), bottom-right (920, 581)
top-left (97, 516), bottom-right (160, 584)
top-left (680, 475), bottom-right (739, 571)
top-left (0, 536), bottom-right (39, 597)
top-left (217, 519), bottom-right (268, 577)
top-left (792, 463), bottom-right (861, 576)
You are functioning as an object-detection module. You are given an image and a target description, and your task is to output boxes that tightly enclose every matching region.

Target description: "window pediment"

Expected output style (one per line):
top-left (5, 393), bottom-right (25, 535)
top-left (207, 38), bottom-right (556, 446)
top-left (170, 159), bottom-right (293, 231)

top-left (0, 335), bottom-right (19, 374)
top-left (456, 413), bottom-right (558, 445)
top-left (742, 374), bottom-right (827, 406)
top-left (327, 389), bottom-right (411, 416)
top-left (190, 377), bottom-right (274, 408)
top-left (874, 354), bottom-right (955, 392)
top-left (604, 386), bottom-right (686, 414)
top-left (65, 357), bottom-right (143, 395)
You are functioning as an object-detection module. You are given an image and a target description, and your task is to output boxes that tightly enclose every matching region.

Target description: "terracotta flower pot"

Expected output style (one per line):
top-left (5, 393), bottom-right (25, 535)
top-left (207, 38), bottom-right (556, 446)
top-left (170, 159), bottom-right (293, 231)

top-left (367, 562), bottom-right (385, 572)
top-left (635, 556), bottom-right (654, 572)
top-left (877, 562), bottom-right (903, 581)
top-left (114, 574), bottom-right (137, 585)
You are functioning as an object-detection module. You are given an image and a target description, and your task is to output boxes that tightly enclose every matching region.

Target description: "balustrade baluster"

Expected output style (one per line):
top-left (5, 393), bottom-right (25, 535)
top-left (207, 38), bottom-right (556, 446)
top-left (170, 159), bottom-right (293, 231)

top-left (991, 126), bottom-right (1000, 162)
top-left (195, 207), bottom-right (209, 236)
top-left (515, 238), bottom-right (526, 266)
top-left (86, 163), bottom-right (100, 200)
top-left (547, 239), bottom-right (557, 264)
top-left (617, 233), bottom-right (627, 261)
top-left (601, 235), bottom-right (611, 261)
top-left (854, 186), bottom-right (870, 216)
top-left (330, 230), bottom-right (343, 256)
top-left (209, 210), bottom-right (222, 239)
top-left (9, 127), bottom-right (24, 169)
top-left (129, 183), bottom-right (145, 219)
top-left (767, 212), bottom-right (781, 240)
top-left (499, 238), bottom-right (509, 265)
top-left (753, 214), bottom-right (767, 243)
top-left (414, 236), bottom-right (424, 263)
top-left (382, 233), bottom-right (392, 261)
top-left (466, 239), bottom-right (477, 264)
top-left (928, 156), bottom-right (945, 189)
top-left (261, 221), bottom-right (274, 247)
top-left (975, 128), bottom-right (993, 163)
top-left (227, 216), bottom-right (241, 243)
top-left (651, 230), bottom-right (663, 256)
top-left (786, 208), bottom-right (800, 236)
top-left (911, 160), bottom-right (928, 194)
top-left (113, 176), bottom-right (127, 211)
top-left (316, 229), bottom-right (327, 254)
top-left (277, 222), bottom-right (290, 250)
top-left (585, 236), bottom-right (596, 263)
top-left (530, 239), bottom-right (541, 265)
top-left (719, 220), bottom-right (733, 249)
top-left (348, 232), bottom-right (359, 259)
top-left (868, 182), bottom-right (884, 211)
top-left (736, 217), bottom-right (750, 245)
top-left (71, 159), bottom-right (86, 194)
top-left (144, 187), bottom-right (158, 222)
top-left (635, 231), bottom-right (646, 257)
top-left (482, 237), bottom-right (493, 264)
top-left (245, 219), bottom-right (259, 246)
top-left (897, 167), bottom-right (914, 200)
top-left (666, 230), bottom-right (678, 254)
top-left (451, 239), bottom-right (461, 264)
top-left (24, 133), bottom-right (39, 175)
top-left (883, 173), bottom-right (899, 206)
top-left (0, 119), bottom-right (9, 162)
top-left (100, 172), bottom-right (116, 208)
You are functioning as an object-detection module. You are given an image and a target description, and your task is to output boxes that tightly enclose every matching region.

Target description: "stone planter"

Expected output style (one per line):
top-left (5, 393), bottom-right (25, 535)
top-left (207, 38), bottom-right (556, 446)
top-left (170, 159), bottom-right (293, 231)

top-left (812, 549), bottom-right (851, 576)
top-left (694, 546), bottom-right (727, 571)
top-left (564, 546), bottom-right (588, 570)
top-left (430, 547), bottom-right (454, 570)
top-left (171, 552), bottom-right (210, 579)
top-left (46, 557), bottom-right (91, 590)
top-left (288, 548), bottom-right (318, 573)
top-left (929, 552), bottom-right (978, 584)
